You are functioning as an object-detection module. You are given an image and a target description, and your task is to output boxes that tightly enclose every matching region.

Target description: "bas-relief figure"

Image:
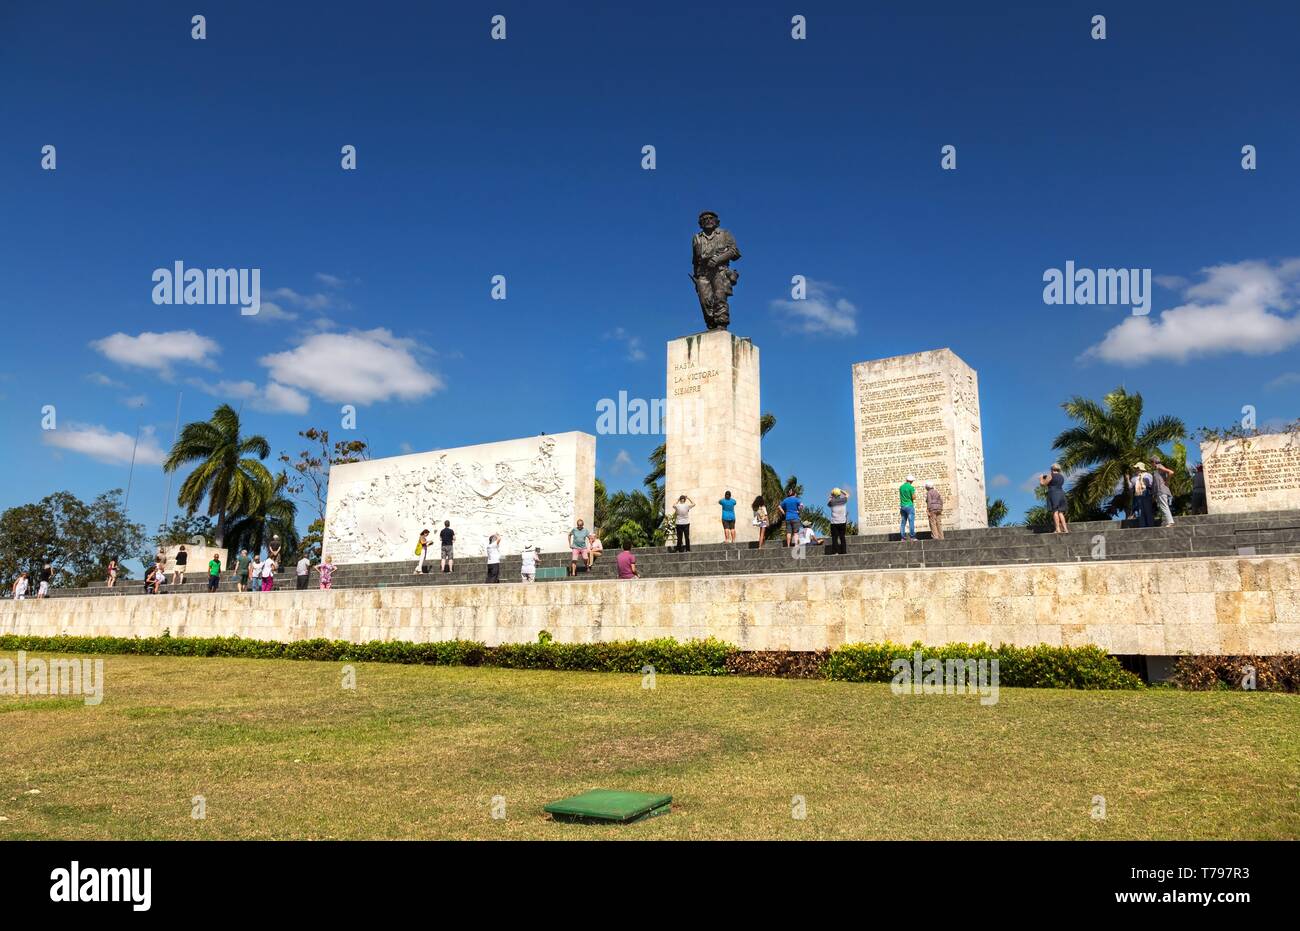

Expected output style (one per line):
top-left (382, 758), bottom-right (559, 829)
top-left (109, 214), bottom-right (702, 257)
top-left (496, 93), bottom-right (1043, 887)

top-left (326, 437), bottom-right (573, 561)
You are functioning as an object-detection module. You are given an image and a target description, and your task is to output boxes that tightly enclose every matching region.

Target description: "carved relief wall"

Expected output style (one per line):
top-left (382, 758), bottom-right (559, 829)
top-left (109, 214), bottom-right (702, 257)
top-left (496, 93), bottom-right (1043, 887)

top-left (323, 433), bottom-right (596, 563)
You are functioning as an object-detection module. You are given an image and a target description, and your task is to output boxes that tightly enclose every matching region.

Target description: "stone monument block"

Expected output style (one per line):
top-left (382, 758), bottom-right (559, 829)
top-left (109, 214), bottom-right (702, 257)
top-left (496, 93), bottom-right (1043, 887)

top-left (665, 330), bottom-right (761, 545)
top-left (323, 432), bottom-right (595, 561)
top-left (852, 348), bottom-right (987, 534)
top-left (162, 544), bottom-right (227, 574)
top-left (1201, 431), bottom-right (1300, 514)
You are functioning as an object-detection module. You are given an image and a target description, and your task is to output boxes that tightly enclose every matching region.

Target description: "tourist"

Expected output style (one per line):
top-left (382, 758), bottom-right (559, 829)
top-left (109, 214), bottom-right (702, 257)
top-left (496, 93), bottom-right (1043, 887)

top-left (315, 555), bottom-right (336, 590)
top-left (486, 534), bottom-right (502, 583)
top-left (1151, 455), bottom-right (1176, 527)
top-left (1041, 464), bottom-right (1068, 533)
top-left (924, 481), bottom-right (945, 540)
top-left (295, 553), bottom-right (311, 590)
top-left (778, 485), bottom-right (802, 547)
top-left (588, 529), bottom-right (604, 563)
top-left (413, 528), bottom-right (431, 575)
top-left (439, 520), bottom-right (455, 573)
top-left (260, 556), bottom-right (276, 592)
top-left (569, 519), bottom-right (591, 575)
top-left (797, 521), bottom-right (824, 547)
top-left (752, 495), bottom-right (769, 548)
top-left (520, 543), bottom-right (539, 583)
top-left (150, 561), bottom-right (166, 594)
top-left (617, 540), bottom-right (640, 579)
top-left (248, 554), bottom-right (262, 592)
top-left (106, 559), bottom-right (118, 588)
top-left (1190, 464), bottom-right (1207, 514)
top-left (1131, 462), bottom-right (1155, 528)
top-left (267, 535), bottom-right (283, 567)
top-left (719, 491), bottom-right (737, 543)
top-left (172, 544), bottom-right (188, 586)
top-left (827, 487), bottom-right (850, 555)
top-left (670, 495), bottom-right (694, 553)
top-left (898, 474), bottom-right (917, 542)
top-left (12, 571), bottom-right (29, 600)
top-left (207, 554), bottom-right (222, 592)
top-left (142, 564), bottom-right (155, 595)
top-left (37, 564), bottom-right (53, 598)
top-left (235, 548), bottom-right (250, 592)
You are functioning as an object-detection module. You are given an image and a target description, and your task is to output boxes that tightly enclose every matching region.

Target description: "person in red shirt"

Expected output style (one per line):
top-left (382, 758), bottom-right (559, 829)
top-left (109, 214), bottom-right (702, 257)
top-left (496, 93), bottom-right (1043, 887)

top-left (616, 541), bottom-right (639, 579)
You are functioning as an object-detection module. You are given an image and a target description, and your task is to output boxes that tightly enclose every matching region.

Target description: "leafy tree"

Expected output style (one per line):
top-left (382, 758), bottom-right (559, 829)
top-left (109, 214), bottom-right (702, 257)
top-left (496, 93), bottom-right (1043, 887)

top-left (986, 497), bottom-right (1009, 527)
top-left (163, 404), bottom-right (273, 547)
top-left (155, 513), bottom-right (215, 547)
top-left (278, 427), bottom-right (370, 532)
top-left (1050, 387), bottom-right (1186, 519)
top-left (226, 470), bottom-right (300, 561)
top-left (0, 489), bottom-right (144, 588)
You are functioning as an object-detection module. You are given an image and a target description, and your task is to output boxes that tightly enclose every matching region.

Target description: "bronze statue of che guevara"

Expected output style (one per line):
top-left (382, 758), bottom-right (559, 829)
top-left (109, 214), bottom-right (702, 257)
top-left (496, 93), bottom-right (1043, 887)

top-left (691, 211), bottom-right (741, 330)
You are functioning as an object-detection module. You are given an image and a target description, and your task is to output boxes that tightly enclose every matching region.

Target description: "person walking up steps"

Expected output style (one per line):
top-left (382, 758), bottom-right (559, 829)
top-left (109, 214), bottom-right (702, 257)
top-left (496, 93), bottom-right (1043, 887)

top-left (569, 519), bottom-right (591, 575)
top-left (520, 543), bottom-right (539, 583)
top-left (827, 487), bottom-right (850, 555)
top-left (296, 553), bottom-right (311, 590)
top-left (234, 548), bottom-right (250, 592)
top-left (898, 475), bottom-right (917, 542)
top-left (414, 529), bottom-right (430, 574)
top-left (671, 495), bottom-right (694, 553)
top-left (752, 495), bottom-right (769, 548)
top-left (779, 486), bottom-right (802, 547)
top-left (485, 534), bottom-right (502, 583)
top-left (440, 521), bottom-right (455, 573)
top-left (719, 491), bottom-right (737, 543)
top-left (924, 481), bottom-right (944, 540)
top-left (172, 545), bottom-right (188, 586)
top-left (207, 554), bottom-right (222, 592)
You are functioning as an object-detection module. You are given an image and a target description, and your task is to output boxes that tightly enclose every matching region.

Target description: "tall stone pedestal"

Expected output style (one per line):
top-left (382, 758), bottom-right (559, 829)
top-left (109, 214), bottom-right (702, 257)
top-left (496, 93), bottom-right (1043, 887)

top-left (665, 331), bottom-right (761, 545)
top-left (852, 348), bottom-right (987, 535)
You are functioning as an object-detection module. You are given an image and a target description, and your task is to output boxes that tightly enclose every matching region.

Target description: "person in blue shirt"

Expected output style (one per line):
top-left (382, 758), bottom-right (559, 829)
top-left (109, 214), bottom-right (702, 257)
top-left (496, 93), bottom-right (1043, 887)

top-left (778, 488), bottom-right (802, 547)
top-left (718, 491), bottom-right (738, 543)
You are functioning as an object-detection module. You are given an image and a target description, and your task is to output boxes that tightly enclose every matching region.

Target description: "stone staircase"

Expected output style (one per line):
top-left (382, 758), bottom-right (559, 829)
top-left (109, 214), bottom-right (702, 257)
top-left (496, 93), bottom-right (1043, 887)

top-left (46, 510), bottom-right (1300, 599)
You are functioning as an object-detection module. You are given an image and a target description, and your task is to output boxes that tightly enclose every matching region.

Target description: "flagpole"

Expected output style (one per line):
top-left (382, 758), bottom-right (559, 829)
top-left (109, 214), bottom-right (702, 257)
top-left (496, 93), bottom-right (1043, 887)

top-left (123, 425), bottom-right (142, 510)
top-left (161, 392), bottom-right (182, 528)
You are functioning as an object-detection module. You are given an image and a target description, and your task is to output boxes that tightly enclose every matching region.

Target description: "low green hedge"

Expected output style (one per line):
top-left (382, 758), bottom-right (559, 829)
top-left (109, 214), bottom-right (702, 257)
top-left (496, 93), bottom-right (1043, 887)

top-left (0, 633), bottom-right (1141, 688)
top-left (825, 641), bottom-right (1144, 690)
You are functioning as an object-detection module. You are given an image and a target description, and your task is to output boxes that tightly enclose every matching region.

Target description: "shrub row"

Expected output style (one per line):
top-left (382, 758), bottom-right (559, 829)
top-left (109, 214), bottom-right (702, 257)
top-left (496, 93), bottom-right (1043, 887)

top-left (825, 641), bottom-right (1145, 690)
top-left (1171, 653), bottom-right (1300, 692)
top-left (0, 633), bottom-right (1158, 689)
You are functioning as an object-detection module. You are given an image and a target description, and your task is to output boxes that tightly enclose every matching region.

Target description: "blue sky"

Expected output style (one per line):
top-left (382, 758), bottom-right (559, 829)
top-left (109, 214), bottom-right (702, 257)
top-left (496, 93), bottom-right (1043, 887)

top-left (2, 0), bottom-right (1298, 545)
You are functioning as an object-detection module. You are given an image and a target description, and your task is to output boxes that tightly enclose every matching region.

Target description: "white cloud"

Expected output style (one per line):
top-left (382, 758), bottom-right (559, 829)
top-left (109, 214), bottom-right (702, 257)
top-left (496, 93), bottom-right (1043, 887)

top-left (315, 273), bottom-right (345, 288)
top-left (123, 395), bottom-right (149, 409)
top-left (603, 327), bottom-right (646, 362)
top-left (186, 377), bottom-right (309, 415)
top-left (87, 372), bottom-right (126, 388)
top-left (267, 287), bottom-right (332, 311)
top-left (770, 280), bottom-right (858, 336)
top-left (611, 449), bottom-right (634, 474)
top-left (1153, 274), bottom-right (1188, 290)
top-left (259, 328), bottom-right (443, 405)
top-left (1083, 259), bottom-right (1300, 365)
top-left (1266, 372), bottom-right (1300, 391)
top-left (42, 423), bottom-right (166, 466)
top-left (246, 300), bottom-right (298, 324)
top-left (91, 330), bottom-right (220, 373)
top-left (989, 473), bottom-right (1011, 488)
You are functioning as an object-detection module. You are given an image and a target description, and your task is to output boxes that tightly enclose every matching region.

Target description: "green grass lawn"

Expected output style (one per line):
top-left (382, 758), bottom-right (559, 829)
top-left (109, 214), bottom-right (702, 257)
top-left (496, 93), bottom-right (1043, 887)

top-left (1, 653), bottom-right (1297, 839)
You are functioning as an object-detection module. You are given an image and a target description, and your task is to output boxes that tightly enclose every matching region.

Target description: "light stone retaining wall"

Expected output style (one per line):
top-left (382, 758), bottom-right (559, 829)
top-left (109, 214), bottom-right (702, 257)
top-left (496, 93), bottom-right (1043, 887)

top-left (3, 555), bottom-right (1299, 655)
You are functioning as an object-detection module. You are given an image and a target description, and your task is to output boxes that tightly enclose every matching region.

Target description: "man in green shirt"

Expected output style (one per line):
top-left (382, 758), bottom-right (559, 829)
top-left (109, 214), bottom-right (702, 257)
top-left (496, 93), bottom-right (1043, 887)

top-left (207, 556), bottom-right (222, 592)
top-left (899, 474), bottom-right (917, 542)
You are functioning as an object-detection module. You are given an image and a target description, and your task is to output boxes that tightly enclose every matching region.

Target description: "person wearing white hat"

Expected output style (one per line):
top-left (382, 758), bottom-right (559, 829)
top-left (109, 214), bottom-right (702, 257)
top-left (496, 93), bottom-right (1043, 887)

top-left (826, 486), bottom-right (851, 555)
top-left (519, 543), bottom-right (539, 583)
top-left (923, 480), bottom-right (944, 540)
top-left (1131, 462), bottom-right (1155, 528)
top-left (898, 475), bottom-right (918, 542)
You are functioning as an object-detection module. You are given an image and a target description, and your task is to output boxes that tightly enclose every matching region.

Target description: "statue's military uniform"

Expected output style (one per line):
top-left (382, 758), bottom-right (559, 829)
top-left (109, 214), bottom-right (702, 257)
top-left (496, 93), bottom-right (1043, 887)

top-left (692, 224), bottom-right (741, 330)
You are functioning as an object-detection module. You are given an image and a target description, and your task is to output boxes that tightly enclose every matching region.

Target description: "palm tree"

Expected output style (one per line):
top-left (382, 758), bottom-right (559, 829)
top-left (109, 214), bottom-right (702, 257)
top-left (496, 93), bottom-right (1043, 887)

top-left (1051, 387), bottom-right (1186, 518)
top-left (163, 404), bottom-right (273, 547)
top-left (225, 470), bottom-right (299, 560)
top-left (986, 498), bottom-right (1009, 527)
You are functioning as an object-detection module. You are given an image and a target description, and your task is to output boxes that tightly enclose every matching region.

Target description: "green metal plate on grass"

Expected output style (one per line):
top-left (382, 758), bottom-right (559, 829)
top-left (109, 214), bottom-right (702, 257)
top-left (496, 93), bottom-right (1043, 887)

top-left (544, 789), bottom-right (673, 824)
